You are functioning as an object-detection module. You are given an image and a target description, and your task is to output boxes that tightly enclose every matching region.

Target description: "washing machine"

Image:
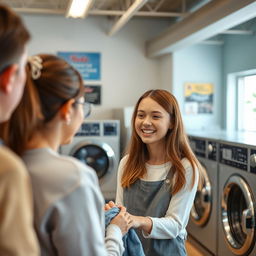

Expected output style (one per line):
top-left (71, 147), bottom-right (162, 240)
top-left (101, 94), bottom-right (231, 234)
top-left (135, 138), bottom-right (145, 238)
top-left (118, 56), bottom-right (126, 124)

top-left (187, 136), bottom-right (218, 256)
top-left (218, 141), bottom-right (256, 256)
top-left (60, 120), bottom-right (120, 201)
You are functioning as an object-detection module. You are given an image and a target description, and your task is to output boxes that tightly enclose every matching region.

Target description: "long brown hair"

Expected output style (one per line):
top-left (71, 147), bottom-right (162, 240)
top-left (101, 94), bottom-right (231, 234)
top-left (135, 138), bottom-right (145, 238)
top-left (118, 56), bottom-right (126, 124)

top-left (0, 4), bottom-right (30, 72)
top-left (121, 89), bottom-right (202, 194)
top-left (1, 54), bottom-right (84, 156)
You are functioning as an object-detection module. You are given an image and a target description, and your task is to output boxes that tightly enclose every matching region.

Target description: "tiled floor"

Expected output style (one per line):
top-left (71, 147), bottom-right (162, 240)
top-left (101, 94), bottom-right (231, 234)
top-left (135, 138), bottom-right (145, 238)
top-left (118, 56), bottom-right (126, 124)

top-left (186, 241), bottom-right (204, 256)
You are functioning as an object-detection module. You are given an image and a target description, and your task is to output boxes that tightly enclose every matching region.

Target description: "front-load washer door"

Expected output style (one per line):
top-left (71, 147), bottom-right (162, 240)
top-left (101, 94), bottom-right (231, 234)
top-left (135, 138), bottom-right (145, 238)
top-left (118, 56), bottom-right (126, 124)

top-left (221, 175), bottom-right (256, 256)
top-left (190, 162), bottom-right (212, 226)
top-left (70, 141), bottom-right (115, 179)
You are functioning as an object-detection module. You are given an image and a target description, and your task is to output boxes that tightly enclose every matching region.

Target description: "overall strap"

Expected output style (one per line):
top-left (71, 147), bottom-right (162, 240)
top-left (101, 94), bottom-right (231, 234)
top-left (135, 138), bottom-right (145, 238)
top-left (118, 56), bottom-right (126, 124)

top-left (144, 167), bottom-right (174, 218)
top-left (165, 168), bottom-right (174, 194)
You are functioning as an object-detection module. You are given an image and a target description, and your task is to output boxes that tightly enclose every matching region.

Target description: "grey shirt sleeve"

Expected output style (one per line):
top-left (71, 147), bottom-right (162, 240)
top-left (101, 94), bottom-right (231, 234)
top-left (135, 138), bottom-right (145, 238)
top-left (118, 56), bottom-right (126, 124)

top-left (48, 169), bottom-right (124, 256)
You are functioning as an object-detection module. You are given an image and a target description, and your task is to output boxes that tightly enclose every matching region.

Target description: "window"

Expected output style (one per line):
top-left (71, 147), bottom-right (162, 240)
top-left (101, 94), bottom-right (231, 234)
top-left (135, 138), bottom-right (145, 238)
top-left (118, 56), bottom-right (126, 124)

top-left (237, 74), bottom-right (256, 131)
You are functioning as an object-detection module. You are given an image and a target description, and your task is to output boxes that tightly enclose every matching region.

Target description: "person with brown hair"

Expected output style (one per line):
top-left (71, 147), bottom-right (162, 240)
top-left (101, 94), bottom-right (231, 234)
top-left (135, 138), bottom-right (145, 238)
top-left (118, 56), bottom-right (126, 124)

top-left (1, 53), bottom-right (132, 256)
top-left (0, 4), bottom-right (39, 255)
top-left (114, 89), bottom-right (203, 256)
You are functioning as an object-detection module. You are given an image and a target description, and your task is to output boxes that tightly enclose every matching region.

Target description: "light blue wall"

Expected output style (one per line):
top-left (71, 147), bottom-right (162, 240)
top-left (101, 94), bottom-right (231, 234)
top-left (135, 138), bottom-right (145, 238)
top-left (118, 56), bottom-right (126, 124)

top-left (172, 44), bottom-right (223, 131)
top-left (223, 34), bottom-right (256, 74)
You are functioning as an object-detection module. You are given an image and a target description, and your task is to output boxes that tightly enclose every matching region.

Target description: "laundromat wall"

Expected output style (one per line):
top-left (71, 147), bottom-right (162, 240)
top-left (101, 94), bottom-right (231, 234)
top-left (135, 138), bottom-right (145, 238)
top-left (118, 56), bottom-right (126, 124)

top-left (23, 14), bottom-right (171, 119)
top-left (22, 13), bottom-right (223, 130)
top-left (23, 14), bottom-right (256, 155)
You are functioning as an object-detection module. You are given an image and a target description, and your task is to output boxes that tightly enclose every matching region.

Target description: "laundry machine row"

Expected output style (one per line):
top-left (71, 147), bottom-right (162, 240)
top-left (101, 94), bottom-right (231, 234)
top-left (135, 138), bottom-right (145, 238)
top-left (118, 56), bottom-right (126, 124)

top-left (60, 120), bottom-right (120, 201)
top-left (218, 141), bottom-right (256, 256)
top-left (187, 136), bottom-right (219, 256)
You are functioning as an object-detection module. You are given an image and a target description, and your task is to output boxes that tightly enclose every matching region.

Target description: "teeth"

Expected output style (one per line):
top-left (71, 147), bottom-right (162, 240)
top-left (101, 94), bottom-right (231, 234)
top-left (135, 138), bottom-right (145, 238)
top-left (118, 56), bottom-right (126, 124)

top-left (142, 130), bottom-right (154, 134)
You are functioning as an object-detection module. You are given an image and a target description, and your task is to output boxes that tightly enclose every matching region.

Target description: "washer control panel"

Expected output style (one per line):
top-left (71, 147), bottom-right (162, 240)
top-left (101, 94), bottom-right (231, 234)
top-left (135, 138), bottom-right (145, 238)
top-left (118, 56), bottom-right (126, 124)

top-left (75, 121), bottom-right (119, 137)
top-left (77, 122), bottom-right (100, 136)
top-left (208, 141), bottom-right (217, 161)
top-left (219, 144), bottom-right (248, 171)
top-left (250, 149), bottom-right (256, 174)
top-left (189, 137), bottom-right (218, 161)
top-left (103, 122), bottom-right (118, 136)
top-left (189, 138), bottom-right (206, 158)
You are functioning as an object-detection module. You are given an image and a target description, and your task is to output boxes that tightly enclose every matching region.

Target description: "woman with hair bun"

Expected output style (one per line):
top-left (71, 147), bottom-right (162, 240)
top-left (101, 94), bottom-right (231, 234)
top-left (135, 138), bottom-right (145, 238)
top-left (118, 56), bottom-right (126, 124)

top-left (1, 54), bottom-right (132, 256)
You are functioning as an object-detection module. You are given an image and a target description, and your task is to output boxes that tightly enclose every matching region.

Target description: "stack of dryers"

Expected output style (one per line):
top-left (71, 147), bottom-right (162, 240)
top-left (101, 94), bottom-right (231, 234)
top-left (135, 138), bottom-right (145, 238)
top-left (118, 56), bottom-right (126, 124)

top-left (187, 136), bottom-right (218, 256)
top-left (218, 140), bottom-right (256, 256)
top-left (60, 120), bottom-right (120, 201)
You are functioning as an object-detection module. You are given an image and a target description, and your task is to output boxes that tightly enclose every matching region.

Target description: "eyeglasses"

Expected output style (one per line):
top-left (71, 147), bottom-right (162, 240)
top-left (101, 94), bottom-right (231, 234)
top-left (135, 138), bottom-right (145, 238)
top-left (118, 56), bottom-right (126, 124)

top-left (74, 101), bottom-right (91, 118)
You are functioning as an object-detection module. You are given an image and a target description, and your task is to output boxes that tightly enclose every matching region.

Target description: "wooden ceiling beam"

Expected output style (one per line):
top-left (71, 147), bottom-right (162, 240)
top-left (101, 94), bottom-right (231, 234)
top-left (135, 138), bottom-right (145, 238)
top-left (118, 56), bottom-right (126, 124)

top-left (108, 0), bottom-right (148, 36)
top-left (146, 0), bottom-right (256, 57)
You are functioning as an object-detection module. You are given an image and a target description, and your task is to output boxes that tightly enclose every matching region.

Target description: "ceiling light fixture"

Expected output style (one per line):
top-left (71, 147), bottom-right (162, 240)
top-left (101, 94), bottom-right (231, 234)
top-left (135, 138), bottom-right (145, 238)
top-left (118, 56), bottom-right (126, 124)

top-left (66, 0), bottom-right (94, 18)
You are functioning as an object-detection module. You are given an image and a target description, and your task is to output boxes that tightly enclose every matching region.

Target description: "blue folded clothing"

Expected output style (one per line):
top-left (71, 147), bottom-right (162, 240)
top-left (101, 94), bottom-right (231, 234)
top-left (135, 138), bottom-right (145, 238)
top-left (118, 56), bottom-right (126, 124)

top-left (105, 207), bottom-right (145, 256)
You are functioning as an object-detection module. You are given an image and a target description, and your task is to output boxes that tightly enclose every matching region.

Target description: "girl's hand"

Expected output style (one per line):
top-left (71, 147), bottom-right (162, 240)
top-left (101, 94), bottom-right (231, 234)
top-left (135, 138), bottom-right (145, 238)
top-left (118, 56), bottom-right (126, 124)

top-left (129, 214), bottom-right (153, 234)
top-left (104, 200), bottom-right (116, 211)
top-left (110, 206), bottom-right (133, 236)
top-left (129, 215), bottom-right (141, 228)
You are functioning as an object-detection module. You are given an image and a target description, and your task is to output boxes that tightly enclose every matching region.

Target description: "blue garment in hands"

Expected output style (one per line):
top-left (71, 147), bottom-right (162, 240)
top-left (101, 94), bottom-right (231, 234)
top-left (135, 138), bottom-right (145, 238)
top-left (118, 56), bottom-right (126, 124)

top-left (105, 207), bottom-right (145, 256)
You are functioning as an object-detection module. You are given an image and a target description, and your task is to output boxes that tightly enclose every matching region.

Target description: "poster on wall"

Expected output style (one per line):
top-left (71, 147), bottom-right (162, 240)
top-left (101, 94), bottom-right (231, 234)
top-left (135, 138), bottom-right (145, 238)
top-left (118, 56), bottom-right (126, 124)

top-left (184, 83), bottom-right (214, 115)
top-left (84, 85), bottom-right (101, 105)
top-left (57, 52), bottom-right (101, 81)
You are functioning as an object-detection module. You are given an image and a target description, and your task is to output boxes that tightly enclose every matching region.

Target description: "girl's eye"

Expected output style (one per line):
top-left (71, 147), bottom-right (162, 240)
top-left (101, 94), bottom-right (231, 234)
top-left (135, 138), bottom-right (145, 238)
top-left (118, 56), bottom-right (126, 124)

top-left (137, 113), bottom-right (144, 118)
top-left (153, 115), bottom-right (161, 119)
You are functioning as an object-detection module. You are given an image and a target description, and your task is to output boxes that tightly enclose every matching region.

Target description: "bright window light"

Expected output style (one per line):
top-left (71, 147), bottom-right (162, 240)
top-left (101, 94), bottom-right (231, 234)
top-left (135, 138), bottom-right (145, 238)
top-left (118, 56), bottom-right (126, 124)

top-left (237, 74), bottom-right (256, 131)
top-left (66, 0), bottom-right (92, 18)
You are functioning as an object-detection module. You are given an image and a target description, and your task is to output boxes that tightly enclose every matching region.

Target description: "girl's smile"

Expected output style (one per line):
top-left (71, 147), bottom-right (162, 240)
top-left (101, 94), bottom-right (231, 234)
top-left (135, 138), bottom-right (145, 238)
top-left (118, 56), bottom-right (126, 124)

top-left (135, 97), bottom-right (171, 146)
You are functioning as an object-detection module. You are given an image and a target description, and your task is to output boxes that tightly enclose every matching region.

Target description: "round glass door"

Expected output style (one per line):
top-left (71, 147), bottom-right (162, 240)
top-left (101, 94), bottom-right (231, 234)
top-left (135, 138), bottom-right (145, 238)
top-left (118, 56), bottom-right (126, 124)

top-left (191, 162), bottom-right (212, 226)
top-left (71, 141), bottom-right (115, 179)
top-left (221, 175), bottom-right (256, 255)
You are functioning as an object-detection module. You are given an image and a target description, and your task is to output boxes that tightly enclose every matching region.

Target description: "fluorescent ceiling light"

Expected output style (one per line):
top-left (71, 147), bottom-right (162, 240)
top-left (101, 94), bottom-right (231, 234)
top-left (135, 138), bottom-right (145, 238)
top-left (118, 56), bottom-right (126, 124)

top-left (66, 0), bottom-right (93, 18)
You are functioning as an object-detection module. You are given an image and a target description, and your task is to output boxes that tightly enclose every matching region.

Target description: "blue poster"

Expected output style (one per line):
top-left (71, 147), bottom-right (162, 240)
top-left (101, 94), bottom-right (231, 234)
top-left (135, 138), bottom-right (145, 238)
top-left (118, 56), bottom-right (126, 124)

top-left (57, 52), bottom-right (101, 80)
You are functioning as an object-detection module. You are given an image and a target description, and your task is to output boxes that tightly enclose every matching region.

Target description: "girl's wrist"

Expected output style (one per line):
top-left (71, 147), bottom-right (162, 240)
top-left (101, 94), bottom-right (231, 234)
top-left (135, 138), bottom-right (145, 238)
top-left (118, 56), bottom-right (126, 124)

top-left (140, 216), bottom-right (153, 234)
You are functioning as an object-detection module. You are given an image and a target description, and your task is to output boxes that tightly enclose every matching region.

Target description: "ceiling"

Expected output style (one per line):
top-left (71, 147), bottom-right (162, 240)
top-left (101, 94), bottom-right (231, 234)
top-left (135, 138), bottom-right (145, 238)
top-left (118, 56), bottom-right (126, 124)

top-left (0, 0), bottom-right (210, 34)
top-left (1, 0), bottom-right (256, 57)
top-left (0, 0), bottom-right (205, 16)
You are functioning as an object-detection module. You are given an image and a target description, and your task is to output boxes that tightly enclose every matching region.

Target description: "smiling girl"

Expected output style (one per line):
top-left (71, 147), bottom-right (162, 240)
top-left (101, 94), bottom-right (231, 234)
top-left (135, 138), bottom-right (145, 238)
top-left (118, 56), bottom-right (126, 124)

top-left (115, 89), bottom-right (202, 256)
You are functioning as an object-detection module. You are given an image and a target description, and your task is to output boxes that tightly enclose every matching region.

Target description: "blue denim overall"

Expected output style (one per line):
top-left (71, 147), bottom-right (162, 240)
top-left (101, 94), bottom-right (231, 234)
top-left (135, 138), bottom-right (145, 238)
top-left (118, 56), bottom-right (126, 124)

top-left (123, 170), bottom-right (187, 256)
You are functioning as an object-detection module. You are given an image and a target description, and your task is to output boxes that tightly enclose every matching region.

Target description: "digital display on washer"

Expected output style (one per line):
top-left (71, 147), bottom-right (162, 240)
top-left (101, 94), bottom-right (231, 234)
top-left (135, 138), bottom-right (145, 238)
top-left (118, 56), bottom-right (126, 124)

top-left (76, 123), bottom-right (100, 136)
top-left (219, 144), bottom-right (247, 170)
top-left (104, 123), bottom-right (117, 136)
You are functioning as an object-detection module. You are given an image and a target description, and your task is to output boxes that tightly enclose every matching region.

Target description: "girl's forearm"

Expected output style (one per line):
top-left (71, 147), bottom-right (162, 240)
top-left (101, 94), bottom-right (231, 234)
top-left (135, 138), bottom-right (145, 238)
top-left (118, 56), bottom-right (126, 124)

top-left (137, 216), bottom-right (153, 234)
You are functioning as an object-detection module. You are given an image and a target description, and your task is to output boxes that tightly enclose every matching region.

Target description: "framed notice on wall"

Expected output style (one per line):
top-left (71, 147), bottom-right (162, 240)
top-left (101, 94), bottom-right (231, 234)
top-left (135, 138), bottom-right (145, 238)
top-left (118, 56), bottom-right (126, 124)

top-left (57, 52), bottom-right (101, 81)
top-left (84, 85), bottom-right (101, 105)
top-left (184, 83), bottom-right (214, 115)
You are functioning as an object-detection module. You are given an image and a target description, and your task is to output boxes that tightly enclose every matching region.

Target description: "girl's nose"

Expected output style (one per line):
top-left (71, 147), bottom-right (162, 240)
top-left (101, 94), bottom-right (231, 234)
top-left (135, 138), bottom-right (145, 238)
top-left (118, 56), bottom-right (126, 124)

top-left (143, 116), bottom-right (152, 126)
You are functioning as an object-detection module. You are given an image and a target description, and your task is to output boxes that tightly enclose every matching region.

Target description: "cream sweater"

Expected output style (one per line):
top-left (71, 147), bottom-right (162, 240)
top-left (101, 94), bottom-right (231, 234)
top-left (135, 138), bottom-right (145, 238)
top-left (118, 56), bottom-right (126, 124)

top-left (0, 144), bottom-right (39, 255)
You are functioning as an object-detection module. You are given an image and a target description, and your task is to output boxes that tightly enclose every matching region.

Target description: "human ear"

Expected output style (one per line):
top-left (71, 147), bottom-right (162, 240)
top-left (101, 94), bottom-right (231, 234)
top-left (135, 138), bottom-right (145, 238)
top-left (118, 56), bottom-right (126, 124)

top-left (0, 65), bottom-right (18, 94)
top-left (60, 98), bottom-right (75, 125)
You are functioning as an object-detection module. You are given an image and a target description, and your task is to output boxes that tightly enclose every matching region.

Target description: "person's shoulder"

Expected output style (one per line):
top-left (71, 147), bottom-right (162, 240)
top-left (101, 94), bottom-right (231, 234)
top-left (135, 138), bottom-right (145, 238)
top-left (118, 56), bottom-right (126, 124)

top-left (58, 154), bottom-right (98, 183)
top-left (181, 157), bottom-right (192, 168)
top-left (0, 146), bottom-right (27, 178)
top-left (120, 154), bottom-right (129, 165)
top-left (181, 157), bottom-right (199, 180)
top-left (58, 155), bottom-right (104, 202)
top-left (181, 157), bottom-right (197, 174)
